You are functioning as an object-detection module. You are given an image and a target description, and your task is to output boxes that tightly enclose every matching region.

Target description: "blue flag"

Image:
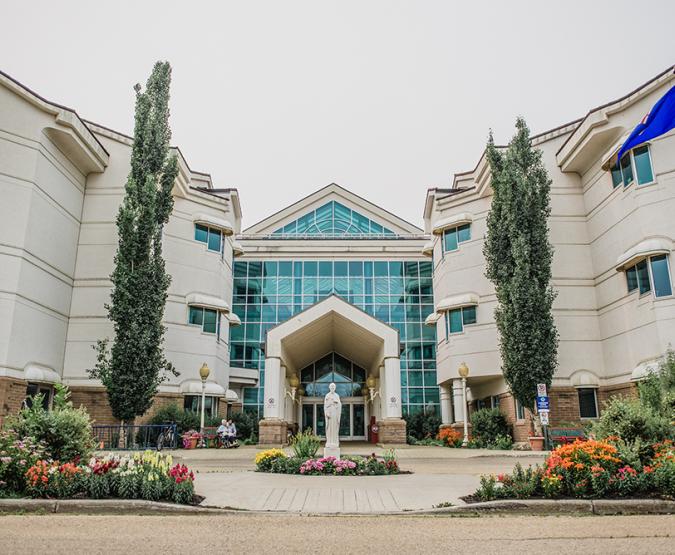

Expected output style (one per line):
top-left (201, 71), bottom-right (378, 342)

top-left (617, 84), bottom-right (675, 162)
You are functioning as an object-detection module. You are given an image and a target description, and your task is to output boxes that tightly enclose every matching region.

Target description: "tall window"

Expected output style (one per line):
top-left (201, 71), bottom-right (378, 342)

top-left (625, 255), bottom-right (672, 298)
top-left (442, 223), bottom-right (471, 253)
top-left (195, 223), bottom-right (223, 253)
top-left (24, 383), bottom-right (52, 410)
top-left (610, 145), bottom-right (654, 188)
top-left (578, 388), bottom-right (598, 419)
top-left (444, 305), bottom-right (477, 338)
top-left (184, 395), bottom-right (218, 418)
top-left (232, 259), bottom-right (436, 417)
top-left (189, 306), bottom-right (220, 334)
top-left (515, 399), bottom-right (525, 420)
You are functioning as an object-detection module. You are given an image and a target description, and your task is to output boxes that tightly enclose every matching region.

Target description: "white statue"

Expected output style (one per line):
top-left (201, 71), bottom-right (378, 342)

top-left (323, 382), bottom-right (341, 458)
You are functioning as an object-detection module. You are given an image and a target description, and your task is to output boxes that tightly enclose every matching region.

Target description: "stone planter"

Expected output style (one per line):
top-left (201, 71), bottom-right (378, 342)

top-left (528, 436), bottom-right (545, 451)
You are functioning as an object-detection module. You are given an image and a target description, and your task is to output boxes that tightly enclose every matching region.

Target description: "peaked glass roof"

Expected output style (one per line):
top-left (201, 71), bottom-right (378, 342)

top-left (271, 200), bottom-right (395, 237)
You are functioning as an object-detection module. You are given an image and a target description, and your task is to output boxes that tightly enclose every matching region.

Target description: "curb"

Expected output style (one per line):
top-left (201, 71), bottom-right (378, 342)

top-left (0, 498), bottom-right (230, 515)
top-left (1, 497), bottom-right (673, 516)
top-left (426, 498), bottom-right (675, 516)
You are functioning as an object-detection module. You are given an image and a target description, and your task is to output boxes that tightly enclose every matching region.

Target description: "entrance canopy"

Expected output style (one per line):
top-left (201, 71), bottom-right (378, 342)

top-left (262, 295), bottom-right (403, 423)
top-left (266, 294), bottom-right (399, 376)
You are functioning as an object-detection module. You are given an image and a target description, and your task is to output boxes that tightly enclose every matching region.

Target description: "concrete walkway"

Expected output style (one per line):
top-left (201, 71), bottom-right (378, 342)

top-left (170, 444), bottom-right (546, 513)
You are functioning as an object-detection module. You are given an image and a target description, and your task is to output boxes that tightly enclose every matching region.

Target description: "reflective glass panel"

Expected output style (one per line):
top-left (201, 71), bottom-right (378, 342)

top-left (633, 146), bottom-right (654, 185)
top-left (650, 255), bottom-right (672, 297)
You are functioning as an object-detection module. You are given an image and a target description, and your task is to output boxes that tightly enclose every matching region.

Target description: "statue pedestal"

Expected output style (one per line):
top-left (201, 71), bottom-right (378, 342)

top-left (323, 446), bottom-right (340, 459)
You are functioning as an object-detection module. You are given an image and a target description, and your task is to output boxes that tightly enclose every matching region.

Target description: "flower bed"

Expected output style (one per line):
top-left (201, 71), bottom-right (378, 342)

top-left (254, 449), bottom-right (401, 476)
top-left (471, 439), bottom-right (675, 502)
top-left (0, 439), bottom-right (197, 505)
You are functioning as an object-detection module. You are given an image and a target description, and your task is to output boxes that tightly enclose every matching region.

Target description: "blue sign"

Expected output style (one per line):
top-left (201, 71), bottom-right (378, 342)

top-left (536, 396), bottom-right (550, 410)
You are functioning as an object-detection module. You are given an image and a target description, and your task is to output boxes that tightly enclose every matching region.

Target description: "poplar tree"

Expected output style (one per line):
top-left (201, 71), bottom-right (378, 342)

top-left (483, 118), bottom-right (559, 411)
top-left (89, 62), bottom-right (179, 424)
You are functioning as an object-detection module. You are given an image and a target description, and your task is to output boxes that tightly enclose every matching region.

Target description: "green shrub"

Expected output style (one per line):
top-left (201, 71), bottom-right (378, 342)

top-left (470, 408), bottom-right (511, 448)
top-left (404, 409), bottom-right (441, 440)
top-left (592, 397), bottom-right (672, 444)
top-left (230, 410), bottom-right (259, 442)
top-left (290, 428), bottom-right (321, 459)
top-left (7, 384), bottom-right (95, 462)
top-left (638, 348), bottom-right (675, 420)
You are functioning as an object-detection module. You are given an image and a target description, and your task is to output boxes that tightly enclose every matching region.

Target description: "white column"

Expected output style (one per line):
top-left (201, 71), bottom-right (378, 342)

top-left (382, 356), bottom-right (402, 418)
top-left (452, 379), bottom-right (464, 423)
top-left (440, 383), bottom-right (452, 425)
top-left (263, 357), bottom-right (285, 420)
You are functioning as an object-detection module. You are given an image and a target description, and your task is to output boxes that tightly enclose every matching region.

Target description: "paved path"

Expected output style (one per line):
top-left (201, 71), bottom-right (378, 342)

top-left (1, 514), bottom-right (673, 554)
top-left (195, 471), bottom-right (480, 512)
top-left (169, 444), bottom-right (546, 513)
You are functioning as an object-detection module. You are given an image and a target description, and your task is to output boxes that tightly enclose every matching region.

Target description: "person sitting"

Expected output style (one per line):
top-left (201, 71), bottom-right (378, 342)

top-left (226, 419), bottom-right (238, 447)
top-left (216, 419), bottom-right (231, 448)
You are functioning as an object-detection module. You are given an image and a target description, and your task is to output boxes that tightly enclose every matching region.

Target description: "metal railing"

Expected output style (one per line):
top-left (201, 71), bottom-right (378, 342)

top-left (92, 424), bottom-right (177, 451)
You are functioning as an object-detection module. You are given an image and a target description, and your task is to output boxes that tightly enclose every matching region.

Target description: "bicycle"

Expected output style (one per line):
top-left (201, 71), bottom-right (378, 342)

top-left (156, 423), bottom-right (176, 451)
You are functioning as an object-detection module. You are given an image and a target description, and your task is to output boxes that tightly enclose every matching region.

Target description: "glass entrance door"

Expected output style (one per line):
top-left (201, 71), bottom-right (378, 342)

top-left (301, 400), bottom-right (366, 440)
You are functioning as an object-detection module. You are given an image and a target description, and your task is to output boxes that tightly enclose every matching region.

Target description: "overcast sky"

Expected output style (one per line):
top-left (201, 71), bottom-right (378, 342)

top-left (2, 1), bottom-right (674, 228)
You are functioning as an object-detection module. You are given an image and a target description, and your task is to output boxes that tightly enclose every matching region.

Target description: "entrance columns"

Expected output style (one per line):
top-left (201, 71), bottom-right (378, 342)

top-left (259, 356), bottom-right (287, 445)
top-left (440, 383), bottom-right (453, 425)
top-left (382, 356), bottom-right (402, 418)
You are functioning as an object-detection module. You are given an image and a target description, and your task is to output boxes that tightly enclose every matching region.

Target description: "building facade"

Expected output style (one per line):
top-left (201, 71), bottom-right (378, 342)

top-left (425, 67), bottom-right (675, 440)
top-left (0, 70), bottom-right (242, 426)
top-left (0, 66), bottom-right (673, 443)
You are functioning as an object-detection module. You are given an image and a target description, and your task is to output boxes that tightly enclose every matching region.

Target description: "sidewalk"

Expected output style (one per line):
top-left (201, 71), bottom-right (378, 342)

top-left (169, 444), bottom-right (547, 513)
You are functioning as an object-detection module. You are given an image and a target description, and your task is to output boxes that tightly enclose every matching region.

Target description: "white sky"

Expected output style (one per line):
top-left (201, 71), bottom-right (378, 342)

top-left (2, 1), bottom-right (674, 228)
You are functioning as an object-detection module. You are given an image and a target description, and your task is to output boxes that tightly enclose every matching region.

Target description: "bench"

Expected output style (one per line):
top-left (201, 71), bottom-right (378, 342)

top-left (547, 427), bottom-right (586, 446)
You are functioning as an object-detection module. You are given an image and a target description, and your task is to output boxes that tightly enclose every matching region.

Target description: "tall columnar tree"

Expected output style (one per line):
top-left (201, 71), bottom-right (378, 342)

top-left (483, 117), bottom-right (559, 411)
top-left (89, 62), bottom-right (179, 424)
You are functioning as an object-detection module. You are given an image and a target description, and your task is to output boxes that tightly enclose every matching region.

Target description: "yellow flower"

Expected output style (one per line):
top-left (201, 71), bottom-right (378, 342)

top-left (255, 449), bottom-right (286, 465)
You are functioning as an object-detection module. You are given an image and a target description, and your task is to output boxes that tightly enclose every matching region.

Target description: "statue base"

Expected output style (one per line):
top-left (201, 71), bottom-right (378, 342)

top-left (323, 446), bottom-right (340, 459)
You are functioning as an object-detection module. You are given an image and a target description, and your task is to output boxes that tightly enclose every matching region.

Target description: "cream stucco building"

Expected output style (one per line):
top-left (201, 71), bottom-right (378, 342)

top-left (0, 65), bottom-right (673, 444)
top-left (425, 66), bottom-right (675, 439)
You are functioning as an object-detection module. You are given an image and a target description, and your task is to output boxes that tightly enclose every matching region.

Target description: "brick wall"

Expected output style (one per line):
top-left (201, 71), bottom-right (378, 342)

top-left (0, 377), bottom-right (27, 427)
top-left (598, 382), bottom-right (637, 410)
top-left (69, 387), bottom-right (119, 425)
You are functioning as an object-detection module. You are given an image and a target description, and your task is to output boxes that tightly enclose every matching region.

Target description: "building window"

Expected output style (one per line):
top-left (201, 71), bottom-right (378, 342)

top-left (578, 388), bottom-right (598, 419)
top-left (491, 395), bottom-right (500, 409)
top-left (189, 306), bottom-right (220, 334)
top-left (195, 223), bottom-right (223, 253)
top-left (442, 224), bottom-right (471, 253)
top-left (444, 305), bottom-right (477, 338)
top-left (515, 399), bottom-right (525, 420)
top-left (625, 255), bottom-right (672, 298)
top-left (24, 383), bottom-right (52, 410)
top-left (609, 145), bottom-right (654, 188)
top-left (183, 395), bottom-right (218, 418)
top-left (271, 200), bottom-right (395, 237)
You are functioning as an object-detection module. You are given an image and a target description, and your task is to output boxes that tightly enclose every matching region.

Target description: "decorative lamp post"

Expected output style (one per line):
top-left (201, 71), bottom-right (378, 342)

top-left (458, 362), bottom-right (470, 447)
top-left (199, 362), bottom-right (210, 447)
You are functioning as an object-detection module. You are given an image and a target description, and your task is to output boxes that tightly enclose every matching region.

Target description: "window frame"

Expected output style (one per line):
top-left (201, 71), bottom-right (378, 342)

top-left (194, 223), bottom-right (225, 255)
top-left (444, 305), bottom-right (478, 340)
top-left (577, 387), bottom-right (599, 419)
top-left (188, 305), bottom-right (221, 335)
top-left (442, 223), bottom-right (471, 254)
top-left (515, 399), bottom-right (525, 421)
top-left (183, 394), bottom-right (219, 418)
top-left (24, 383), bottom-right (53, 410)
top-left (609, 144), bottom-right (655, 190)
top-left (624, 254), bottom-right (673, 299)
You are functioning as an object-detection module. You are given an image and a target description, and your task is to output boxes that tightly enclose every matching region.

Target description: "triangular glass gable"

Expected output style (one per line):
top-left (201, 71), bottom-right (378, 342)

top-left (272, 201), bottom-right (395, 237)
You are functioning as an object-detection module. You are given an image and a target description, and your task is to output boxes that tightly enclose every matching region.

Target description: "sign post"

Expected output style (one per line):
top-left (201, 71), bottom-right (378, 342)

top-left (536, 384), bottom-right (550, 450)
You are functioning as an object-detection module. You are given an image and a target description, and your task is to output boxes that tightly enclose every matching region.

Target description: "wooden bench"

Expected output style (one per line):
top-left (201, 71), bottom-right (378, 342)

top-left (547, 427), bottom-right (586, 446)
